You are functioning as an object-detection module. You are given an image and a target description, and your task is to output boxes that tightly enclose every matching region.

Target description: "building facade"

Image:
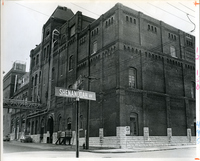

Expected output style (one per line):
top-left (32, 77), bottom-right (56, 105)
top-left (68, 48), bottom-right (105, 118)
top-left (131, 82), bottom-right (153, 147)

top-left (3, 61), bottom-right (27, 137)
top-left (6, 3), bottom-right (196, 147)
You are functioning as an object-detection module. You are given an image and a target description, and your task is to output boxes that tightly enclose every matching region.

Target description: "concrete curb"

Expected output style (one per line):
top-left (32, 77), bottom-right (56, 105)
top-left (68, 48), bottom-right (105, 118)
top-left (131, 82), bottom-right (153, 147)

top-left (87, 146), bottom-right (196, 153)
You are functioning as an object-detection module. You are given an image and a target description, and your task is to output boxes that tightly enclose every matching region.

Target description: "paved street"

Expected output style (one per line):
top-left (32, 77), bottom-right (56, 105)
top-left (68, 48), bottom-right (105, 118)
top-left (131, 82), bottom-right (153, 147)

top-left (2, 141), bottom-right (197, 161)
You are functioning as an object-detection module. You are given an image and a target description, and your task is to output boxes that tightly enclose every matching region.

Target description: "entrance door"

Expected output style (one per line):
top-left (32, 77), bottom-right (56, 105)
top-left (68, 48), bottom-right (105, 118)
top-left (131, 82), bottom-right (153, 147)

top-left (47, 117), bottom-right (54, 143)
top-left (130, 113), bottom-right (138, 136)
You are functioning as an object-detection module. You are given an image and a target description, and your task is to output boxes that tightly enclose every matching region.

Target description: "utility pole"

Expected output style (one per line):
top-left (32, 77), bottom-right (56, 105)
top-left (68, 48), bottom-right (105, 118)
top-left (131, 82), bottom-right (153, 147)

top-left (76, 97), bottom-right (80, 158)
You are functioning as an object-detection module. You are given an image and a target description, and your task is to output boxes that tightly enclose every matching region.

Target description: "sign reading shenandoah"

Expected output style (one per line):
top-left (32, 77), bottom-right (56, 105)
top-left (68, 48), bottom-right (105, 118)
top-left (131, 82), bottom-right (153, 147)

top-left (55, 87), bottom-right (96, 101)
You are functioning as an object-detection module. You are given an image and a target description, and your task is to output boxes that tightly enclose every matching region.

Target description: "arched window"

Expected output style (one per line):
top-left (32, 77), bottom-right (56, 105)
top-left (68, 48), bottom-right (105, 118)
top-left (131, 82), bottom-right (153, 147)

top-left (126, 16), bottom-right (129, 21)
top-left (129, 67), bottom-right (137, 88)
top-left (130, 112), bottom-right (138, 136)
top-left (130, 17), bottom-right (132, 23)
top-left (69, 55), bottom-right (73, 71)
top-left (111, 17), bottom-right (114, 23)
top-left (170, 46), bottom-right (176, 57)
top-left (148, 25), bottom-right (150, 30)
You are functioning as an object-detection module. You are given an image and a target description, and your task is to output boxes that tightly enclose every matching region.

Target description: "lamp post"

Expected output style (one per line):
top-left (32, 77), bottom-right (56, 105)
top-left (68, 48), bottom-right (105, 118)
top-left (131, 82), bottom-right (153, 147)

top-left (85, 76), bottom-right (99, 149)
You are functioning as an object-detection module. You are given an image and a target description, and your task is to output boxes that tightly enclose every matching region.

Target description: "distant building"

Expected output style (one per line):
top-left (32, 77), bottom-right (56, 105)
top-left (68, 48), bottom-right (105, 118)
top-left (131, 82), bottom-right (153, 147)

top-left (3, 61), bottom-right (27, 137)
top-left (6, 3), bottom-right (196, 147)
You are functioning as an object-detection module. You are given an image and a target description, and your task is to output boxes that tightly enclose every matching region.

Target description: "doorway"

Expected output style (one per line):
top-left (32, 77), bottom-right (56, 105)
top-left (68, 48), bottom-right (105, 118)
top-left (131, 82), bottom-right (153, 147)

top-left (130, 113), bottom-right (138, 136)
top-left (47, 117), bottom-right (54, 143)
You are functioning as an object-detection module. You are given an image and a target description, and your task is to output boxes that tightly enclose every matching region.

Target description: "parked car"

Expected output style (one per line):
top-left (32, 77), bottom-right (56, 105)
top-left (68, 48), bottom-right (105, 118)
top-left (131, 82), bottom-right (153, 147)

top-left (20, 136), bottom-right (33, 143)
top-left (3, 135), bottom-right (10, 141)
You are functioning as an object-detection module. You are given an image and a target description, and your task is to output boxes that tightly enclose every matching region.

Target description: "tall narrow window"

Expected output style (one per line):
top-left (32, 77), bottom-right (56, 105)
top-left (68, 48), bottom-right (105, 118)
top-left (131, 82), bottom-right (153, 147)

top-left (33, 57), bottom-right (35, 67)
top-left (80, 115), bottom-right (83, 130)
top-left (36, 55), bottom-right (39, 65)
top-left (170, 46), bottom-right (176, 58)
top-left (58, 116), bottom-right (62, 131)
top-left (70, 25), bottom-right (75, 37)
top-left (39, 71), bottom-right (42, 83)
top-left (191, 81), bottom-right (195, 98)
top-left (46, 45), bottom-right (50, 58)
top-left (92, 41), bottom-right (97, 54)
top-left (44, 48), bottom-right (46, 60)
top-left (52, 67), bottom-right (55, 80)
top-left (31, 121), bottom-right (34, 135)
top-left (35, 120), bottom-right (38, 134)
top-left (35, 74), bottom-right (38, 86)
top-left (130, 113), bottom-right (138, 136)
top-left (129, 67), bottom-right (137, 88)
top-left (67, 117), bottom-right (71, 130)
top-left (69, 55), bottom-right (73, 71)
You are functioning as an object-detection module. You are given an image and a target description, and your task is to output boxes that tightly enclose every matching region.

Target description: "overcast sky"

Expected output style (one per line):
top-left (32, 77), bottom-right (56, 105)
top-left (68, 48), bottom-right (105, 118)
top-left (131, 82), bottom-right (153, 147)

top-left (1, 0), bottom-right (199, 74)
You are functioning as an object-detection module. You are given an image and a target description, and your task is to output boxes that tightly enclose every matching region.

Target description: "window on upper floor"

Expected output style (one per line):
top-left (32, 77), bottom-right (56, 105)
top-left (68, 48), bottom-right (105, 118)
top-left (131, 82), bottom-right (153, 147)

top-left (36, 55), bottom-right (39, 65)
top-left (51, 67), bottom-right (55, 81)
top-left (46, 45), bottom-right (50, 58)
top-left (69, 55), bottom-right (73, 71)
top-left (191, 81), bottom-right (195, 99)
top-left (33, 57), bottom-right (36, 67)
top-left (70, 25), bottom-right (75, 37)
top-left (43, 47), bottom-right (46, 60)
top-left (45, 29), bottom-right (50, 38)
top-left (35, 74), bottom-right (38, 86)
top-left (92, 41), bottom-right (97, 55)
top-left (129, 67), bottom-right (137, 88)
top-left (170, 46), bottom-right (177, 58)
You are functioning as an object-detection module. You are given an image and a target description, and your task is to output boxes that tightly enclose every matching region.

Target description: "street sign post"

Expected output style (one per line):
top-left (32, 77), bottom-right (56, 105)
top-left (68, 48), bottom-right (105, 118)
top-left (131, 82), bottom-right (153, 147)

top-left (55, 86), bottom-right (96, 158)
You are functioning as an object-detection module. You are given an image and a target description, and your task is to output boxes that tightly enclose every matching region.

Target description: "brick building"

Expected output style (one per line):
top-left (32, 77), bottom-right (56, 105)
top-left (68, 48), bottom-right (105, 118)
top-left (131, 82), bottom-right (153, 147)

top-left (7, 3), bottom-right (196, 147)
top-left (3, 61), bottom-right (27, 137)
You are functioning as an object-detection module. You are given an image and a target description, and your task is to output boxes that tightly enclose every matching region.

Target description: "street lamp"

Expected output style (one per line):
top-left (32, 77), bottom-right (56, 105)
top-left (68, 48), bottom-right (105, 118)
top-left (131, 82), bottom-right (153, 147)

top-left (84, 75), bottom-right (99, 149)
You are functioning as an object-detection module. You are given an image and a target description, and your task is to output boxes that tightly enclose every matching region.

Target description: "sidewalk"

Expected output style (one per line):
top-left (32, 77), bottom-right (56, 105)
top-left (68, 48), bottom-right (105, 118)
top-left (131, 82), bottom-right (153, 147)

top-left (7, 140), bottom-right (196, 153)
top-left (88, 145), bottom-right (196, 153)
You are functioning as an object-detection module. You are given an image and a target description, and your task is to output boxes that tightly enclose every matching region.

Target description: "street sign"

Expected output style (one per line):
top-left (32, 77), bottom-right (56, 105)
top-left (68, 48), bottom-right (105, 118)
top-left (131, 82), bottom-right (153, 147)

top-left (72, 75), bottom-right (83, 90)
top-left (78, 90), bottom-right (96, 101)
top-left (55, 87), bottom-right (96, 101)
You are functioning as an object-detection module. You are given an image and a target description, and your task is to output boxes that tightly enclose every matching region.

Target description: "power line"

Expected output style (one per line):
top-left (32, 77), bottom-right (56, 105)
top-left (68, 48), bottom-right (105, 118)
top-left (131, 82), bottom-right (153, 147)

top-left (70, 3), bottom-right (100, 17)
top-left (179, 3), bottom-right (195, 12)
top-left (147, 2), bottom-right (191, 24)
top-left (132, 3), bottom-right (153, 17)
top-left (15, 2), bottom-right (50, 17)
top-left (167, 2), bottom-right (195, 18)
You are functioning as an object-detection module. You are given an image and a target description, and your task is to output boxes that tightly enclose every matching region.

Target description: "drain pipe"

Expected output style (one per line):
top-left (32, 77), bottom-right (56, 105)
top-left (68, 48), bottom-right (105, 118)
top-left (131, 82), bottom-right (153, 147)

top-left (27, 29), bottom-right (60, 119)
